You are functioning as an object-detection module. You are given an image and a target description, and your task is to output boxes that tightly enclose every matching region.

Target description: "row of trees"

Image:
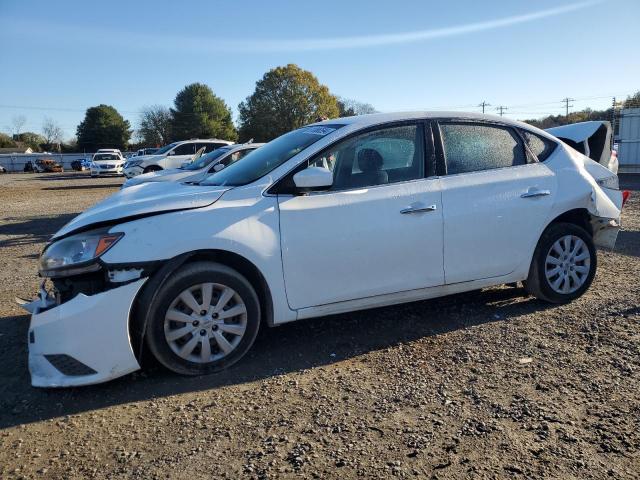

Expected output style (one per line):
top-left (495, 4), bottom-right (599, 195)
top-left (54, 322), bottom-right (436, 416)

top-left (1, 116), bottom-right (66, 152)
top-left (74, 64), bottom-right (376, 151)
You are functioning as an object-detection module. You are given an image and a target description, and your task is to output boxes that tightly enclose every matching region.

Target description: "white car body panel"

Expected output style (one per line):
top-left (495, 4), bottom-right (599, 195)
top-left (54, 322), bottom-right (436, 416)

top-left (54, 181), bottom-right (230, 239)
top-left (28, 279), bottom-right (145, 387)
top-left (102, 184), bottom-right (296, 326)
top-left (440, 161), bottom-right (556, 284)
top-left (278, 178), bottom-right (444, 309)
top-left (24, 111), bottom-right (624, 387)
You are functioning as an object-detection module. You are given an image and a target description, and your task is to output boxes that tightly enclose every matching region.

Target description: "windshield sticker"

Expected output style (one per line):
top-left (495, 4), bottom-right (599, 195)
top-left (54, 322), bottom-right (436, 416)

top-left (302, 126), bottom-right (337, 136)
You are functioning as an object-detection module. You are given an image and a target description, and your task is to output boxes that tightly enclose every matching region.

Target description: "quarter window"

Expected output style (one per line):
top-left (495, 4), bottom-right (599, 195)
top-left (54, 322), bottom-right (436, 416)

top-left (520, 130), bottom-right (557, 162)
top-left (305, 124), bottom-right (425, 191)
top-left (440, 123), bottom-right (526, 175)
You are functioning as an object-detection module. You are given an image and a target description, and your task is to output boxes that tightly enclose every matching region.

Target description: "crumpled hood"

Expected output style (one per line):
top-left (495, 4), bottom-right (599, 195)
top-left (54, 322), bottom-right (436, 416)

top-left (122, 168), bottom-right (202, 188)
top-left (53, 181), bottom-right (230, 239)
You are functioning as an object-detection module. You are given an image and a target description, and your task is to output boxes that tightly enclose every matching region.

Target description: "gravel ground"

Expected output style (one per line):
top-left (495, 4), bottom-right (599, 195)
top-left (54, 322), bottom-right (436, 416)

top-left (0, 172), bottom-right (638, 479)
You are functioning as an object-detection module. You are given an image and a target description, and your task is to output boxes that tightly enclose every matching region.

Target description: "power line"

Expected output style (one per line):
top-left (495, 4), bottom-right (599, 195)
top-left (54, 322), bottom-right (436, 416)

top-left (495, 105), bottom-right (508, 116)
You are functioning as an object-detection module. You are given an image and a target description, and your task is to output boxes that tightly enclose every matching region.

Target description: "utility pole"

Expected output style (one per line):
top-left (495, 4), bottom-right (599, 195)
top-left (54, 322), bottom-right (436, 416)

top-left (478, 101), bottom-right (491, 114)
top-left (495, 105), bottom-right (508, 116)
top-left (561, 97), bottom-right (575, 117)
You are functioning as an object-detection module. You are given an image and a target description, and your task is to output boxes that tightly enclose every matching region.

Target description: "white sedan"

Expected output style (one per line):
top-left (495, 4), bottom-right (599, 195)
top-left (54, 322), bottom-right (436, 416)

top-left (90, 150), bottom-right (126, 177)
top-left (22, 112), bottom-right (626, 387)
top-left (121, 143), bottom-right (264, 189)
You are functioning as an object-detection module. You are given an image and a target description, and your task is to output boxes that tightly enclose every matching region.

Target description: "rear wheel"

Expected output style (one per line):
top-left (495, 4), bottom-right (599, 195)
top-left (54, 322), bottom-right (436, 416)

top-left (144, 262), bottom-right (260, 376)
top-left (525, 222), bottom-right (596, 303)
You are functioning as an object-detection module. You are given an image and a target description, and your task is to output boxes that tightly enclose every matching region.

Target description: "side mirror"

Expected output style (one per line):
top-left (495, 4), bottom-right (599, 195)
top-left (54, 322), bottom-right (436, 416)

top-left (167, 150), bottom-right (175, 156)
top-left (212, 163), bottom-right (225, 172)
top-left (293, 166), bottom-right (333, 192)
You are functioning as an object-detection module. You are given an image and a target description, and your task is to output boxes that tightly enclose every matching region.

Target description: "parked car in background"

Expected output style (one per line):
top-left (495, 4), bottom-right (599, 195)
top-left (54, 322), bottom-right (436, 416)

top-left (546, 121), bottom-right (617, 173)
top-left (123, 139), bottom-right (233, 178)
top-left (135, 148), bottom-right (159, 157)
top-left (122, 143), bottom-right (264, 188)
top-left (21, 112), bottom-right (625, 387)
top-left (71, 158), bottom-right (92, 171)
top-left (90, 151), bottom-right (126, 177)
top-left (34, 158), bottom-right (63, 173)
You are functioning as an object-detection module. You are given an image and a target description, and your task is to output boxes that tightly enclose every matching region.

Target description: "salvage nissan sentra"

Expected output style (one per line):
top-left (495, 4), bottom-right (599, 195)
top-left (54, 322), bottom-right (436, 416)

top-left (21, 112), bottom-right (626, 387)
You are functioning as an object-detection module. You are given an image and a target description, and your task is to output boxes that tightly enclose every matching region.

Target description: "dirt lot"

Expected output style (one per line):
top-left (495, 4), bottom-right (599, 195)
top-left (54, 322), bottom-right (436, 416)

top-left (0, 172), bottom-right (638, 479)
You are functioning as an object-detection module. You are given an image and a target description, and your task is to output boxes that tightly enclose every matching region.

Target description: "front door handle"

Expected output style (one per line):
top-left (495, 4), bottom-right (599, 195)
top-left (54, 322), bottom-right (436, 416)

top-left (521, 188), bottom-right (551, 198)
top-left (400, 204), bottom-right (437, 214)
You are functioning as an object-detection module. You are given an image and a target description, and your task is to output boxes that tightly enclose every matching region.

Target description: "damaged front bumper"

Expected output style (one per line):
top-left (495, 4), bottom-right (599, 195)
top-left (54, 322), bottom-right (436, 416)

top-left (26, 278), bottom-right (146, 388)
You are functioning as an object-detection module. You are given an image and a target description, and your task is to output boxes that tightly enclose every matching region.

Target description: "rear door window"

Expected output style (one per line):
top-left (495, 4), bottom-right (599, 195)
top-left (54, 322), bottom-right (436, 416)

top-left (439, 123), bottom-right (526, 175)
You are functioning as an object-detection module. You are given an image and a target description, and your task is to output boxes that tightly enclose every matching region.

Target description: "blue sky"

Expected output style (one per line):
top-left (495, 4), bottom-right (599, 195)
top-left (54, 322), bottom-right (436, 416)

top-left (1, 0), bottom-right (639, 141)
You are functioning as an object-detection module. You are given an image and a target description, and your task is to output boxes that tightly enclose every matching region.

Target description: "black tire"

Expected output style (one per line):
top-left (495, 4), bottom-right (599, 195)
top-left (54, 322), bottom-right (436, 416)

top-left (143, 165), bottom-right (162, 174)
top-left (144, 261), bottom-right (261, 376)
top-left (525, 222), bottom-right (596, 304)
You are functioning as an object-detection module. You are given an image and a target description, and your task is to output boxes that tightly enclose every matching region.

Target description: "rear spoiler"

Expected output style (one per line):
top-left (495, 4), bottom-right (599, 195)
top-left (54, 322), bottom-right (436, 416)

top-left (545, 121), bottom-right (612, 168)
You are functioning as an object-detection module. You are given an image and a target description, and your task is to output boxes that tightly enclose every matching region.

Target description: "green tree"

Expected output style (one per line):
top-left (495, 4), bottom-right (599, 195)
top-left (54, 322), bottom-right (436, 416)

top-left (0, 132), bottom-right (17, 148)
top-left (14, 132), bottom-right (45, 151)
top-left (170, 83), bottom-right (237, 141)
top-left (238, 64), bottom-right (340, 142)
top-left (623, 91), bottom-right (640, 108)
top-left (76, 104), bottom-right (132, 151)
top-left (139, 105), bottom-right (173, 146)
top-left (337, 97), bottom-right (377, 117)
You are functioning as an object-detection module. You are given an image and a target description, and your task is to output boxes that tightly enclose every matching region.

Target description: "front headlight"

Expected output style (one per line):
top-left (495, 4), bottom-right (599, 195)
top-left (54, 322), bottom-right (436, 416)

top-left (39, 229), bottom-right (124, 277)
top-left (597, 174), bottom-right (619, 190)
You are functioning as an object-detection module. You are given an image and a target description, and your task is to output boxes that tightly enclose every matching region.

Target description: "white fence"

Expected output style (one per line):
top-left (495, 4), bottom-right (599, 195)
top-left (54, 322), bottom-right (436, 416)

top-left (0, 153), bottom-right (93, 172)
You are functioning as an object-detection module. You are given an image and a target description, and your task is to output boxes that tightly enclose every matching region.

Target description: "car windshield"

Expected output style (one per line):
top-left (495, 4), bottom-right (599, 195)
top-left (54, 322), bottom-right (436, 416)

top-left (94, 154), bottom-right (119, 161)
top-left (200, 125), bottom-right (342, 186)
top-left (181, 147), bottom-right (232, 171)
top-left (154, 142), bottom-right (179, 155)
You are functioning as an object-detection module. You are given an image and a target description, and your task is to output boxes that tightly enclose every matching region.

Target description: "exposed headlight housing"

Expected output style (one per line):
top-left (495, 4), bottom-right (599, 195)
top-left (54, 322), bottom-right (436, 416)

top-left (39, 229), bottom-right (124, 278)
top-left (125, 160), bottom-right (144, 168)
top-left (596, 174), bottom-right (619, 190)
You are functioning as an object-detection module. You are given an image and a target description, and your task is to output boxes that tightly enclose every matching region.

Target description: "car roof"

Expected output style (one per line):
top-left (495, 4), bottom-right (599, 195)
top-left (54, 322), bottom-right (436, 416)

top-left (310, 111), bottom-right (553, 138)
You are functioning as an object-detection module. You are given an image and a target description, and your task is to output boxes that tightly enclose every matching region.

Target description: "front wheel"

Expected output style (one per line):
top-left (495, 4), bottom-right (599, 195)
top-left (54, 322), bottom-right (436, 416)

top-left (144, 261), bottom-right (261, 376)
top-left (525, 222), bottom-right (596, 304)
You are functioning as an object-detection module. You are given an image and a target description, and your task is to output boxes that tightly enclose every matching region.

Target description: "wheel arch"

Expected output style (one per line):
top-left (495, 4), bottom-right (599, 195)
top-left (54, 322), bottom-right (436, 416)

top-left (129, 249), bottom-right (274, 363)
top-left (544, 208), bottom-right (593, 237)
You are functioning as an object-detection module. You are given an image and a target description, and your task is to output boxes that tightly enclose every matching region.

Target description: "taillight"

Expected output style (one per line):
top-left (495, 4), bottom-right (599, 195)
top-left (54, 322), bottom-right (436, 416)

top-left (622, 190), bottom-right (631, 208)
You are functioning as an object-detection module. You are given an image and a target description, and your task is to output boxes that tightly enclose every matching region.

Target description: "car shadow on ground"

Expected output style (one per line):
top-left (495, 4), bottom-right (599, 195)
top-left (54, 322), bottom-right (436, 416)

top-left (0, 214), bottom-right (78, 248)
top-left (614, 229), bottom-right (640, 259)
top-left (0, 286), bottom-right (550, 429)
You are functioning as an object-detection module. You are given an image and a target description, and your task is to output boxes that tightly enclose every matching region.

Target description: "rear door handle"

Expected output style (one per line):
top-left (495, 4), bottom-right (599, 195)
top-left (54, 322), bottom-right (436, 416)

top-left (400, 204), bottom-right (437, 214)
top-left (521, 188), bottom-right (551, 198)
